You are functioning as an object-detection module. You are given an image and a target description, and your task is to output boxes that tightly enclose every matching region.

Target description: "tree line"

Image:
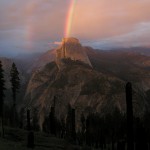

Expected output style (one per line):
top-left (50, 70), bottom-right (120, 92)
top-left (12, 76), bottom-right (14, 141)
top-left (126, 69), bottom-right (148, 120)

top-left (0, 61), bottom-right (20, 137)
top-left (42, 83), bottom-right (150, 149)
top-left (27, 83), bottom-right (150, 150)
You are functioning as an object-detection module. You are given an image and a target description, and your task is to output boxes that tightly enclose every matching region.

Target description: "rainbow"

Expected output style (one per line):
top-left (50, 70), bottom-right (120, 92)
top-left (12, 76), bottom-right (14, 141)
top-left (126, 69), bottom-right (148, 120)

top-left (64, 0), bottom-right (77, 38)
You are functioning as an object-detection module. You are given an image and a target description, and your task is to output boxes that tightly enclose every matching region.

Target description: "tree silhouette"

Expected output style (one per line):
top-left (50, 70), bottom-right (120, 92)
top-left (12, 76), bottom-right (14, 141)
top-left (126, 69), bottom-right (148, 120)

top-left (71, 108), bottom-right (76, 141)
top-left (126, 82), bottom-right (134, 150)
top-left (27, 109), bottom-right (31, 131)
top-left (80, 113), bottom-right (86, 144)
top-left (135, 118), bottom-right (148, 150)
top-left (10, 62), bottom-right (20, 126)
top-left (49, 96), bottom-right (56, 135)
top-left (66, 104), bottom-right (76, 142)
top-left (0, 61), bottom-right (6, 138)
top-left (26, 109), bottom-right (34, 148)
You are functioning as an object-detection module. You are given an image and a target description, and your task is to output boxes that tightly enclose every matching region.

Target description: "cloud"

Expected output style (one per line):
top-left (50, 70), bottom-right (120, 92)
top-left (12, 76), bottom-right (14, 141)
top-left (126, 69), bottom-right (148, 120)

top-left (0, 0), bottom-right (150, 56)
top-left (86, 22), bottom-right (150, 49)
top-left (71, 0), bottom-right (150, 39)
top-left (0, 0), bottom-right (70, 56)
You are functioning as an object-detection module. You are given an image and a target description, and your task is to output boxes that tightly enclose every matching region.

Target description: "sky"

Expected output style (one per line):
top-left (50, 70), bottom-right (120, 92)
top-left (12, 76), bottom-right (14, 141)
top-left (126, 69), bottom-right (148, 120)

top-left (0, 0), bottom-right (150, 57)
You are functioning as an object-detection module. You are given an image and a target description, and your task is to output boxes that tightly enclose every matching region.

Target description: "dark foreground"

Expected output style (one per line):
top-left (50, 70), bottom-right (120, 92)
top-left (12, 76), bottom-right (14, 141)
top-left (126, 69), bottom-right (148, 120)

top-left (0, 127), bottom-right (83, 150)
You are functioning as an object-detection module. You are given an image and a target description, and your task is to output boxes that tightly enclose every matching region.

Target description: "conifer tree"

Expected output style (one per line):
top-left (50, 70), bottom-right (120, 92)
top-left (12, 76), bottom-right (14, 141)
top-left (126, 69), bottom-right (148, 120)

top-left (0, 61), bottom-right (5, 137)
top-left (71, 108), bottom-right (76, 141)
top-left (27, 109), bottom-right (31, 131)
top-left (27, 109), bottom-right (34, 148)
top-left (10, 62), bottom-right (20, 126)
top-left (66, 104), bottom-right (72, 139)
top-left (126, 82), bottom-right (134, 150)
top-left (49, 96), bottom-right (56, 135)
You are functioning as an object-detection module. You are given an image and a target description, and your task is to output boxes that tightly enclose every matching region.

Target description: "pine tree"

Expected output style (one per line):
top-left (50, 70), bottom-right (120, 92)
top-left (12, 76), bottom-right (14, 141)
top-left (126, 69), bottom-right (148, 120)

top-left (49, 106), bottom-right (55, 135)
top-left (27, 109), bottom-right (34, 148)
top-left (27, 109), bottom-right (31, 131)
top-left (10, 62), bottom-right (20, 126)
top-left (66, 104), bottom-right (72, 140)
top-left (126, 82), bottom-right (134, 150)
top-left (85, 115), bottom-right (90, 146)
top-left (0, 61), bottom-right (6, 137)
top-left (71, 108), bottom-right (76, 141)
top-left (80, 113), bottom-right (86, 144)
top-left (49, 96), bottom-right (56, 135)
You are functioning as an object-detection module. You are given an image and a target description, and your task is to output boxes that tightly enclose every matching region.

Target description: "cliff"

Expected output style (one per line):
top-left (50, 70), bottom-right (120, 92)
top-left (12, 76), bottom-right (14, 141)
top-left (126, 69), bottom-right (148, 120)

top-left (24, 59), bottom-right (149, 131)
top-left (23, 41), bottom-right (150, 131)
top-left (56, 37), bottom-right (92, 68)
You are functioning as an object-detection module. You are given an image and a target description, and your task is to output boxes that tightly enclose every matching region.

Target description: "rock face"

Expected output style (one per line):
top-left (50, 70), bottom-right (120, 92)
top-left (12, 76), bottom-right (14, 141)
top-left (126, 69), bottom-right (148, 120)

top-left (56, 37), bottom-right (92, 68)
top-left (24, 39), bottom-right (150, 131)
top-left (24, 59), bottom-right (149, 131)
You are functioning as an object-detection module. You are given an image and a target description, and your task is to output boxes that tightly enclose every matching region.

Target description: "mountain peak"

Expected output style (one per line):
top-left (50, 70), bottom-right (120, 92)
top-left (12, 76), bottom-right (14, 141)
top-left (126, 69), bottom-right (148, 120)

top-left (62, 37), bottom-right (79, 44)
top-left (56, 37), bottom-right (92, 68)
